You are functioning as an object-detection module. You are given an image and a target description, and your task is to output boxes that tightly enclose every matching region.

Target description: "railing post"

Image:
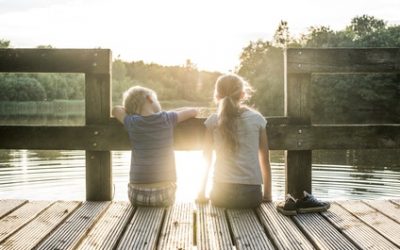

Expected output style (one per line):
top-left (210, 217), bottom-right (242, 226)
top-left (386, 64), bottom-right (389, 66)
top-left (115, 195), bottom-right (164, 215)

top-left (85, 51), bottom-right (112, 201)
top-left (284, 49), bottom-right (312, 199)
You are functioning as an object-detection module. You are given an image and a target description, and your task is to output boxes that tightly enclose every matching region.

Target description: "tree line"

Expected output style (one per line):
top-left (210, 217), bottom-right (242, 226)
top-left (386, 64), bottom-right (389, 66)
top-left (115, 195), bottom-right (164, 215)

top-left (1, 15), bottom-right (399, 123)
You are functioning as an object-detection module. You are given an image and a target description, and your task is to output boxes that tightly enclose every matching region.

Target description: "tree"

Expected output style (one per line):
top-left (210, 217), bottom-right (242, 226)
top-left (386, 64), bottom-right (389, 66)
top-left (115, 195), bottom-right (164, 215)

top-left (0, 39), bottom-right (10, 48)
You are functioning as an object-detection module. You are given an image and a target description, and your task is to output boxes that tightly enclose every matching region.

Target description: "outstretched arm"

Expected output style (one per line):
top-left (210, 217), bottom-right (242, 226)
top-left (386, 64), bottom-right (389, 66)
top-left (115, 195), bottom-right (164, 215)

top-left (197, 128), bottom-right (213, 202)
top-left (175, 108), bottom-right (198, 123)
top-left (112, 106), bottom-right (127, 124)
top-left (259, 128), bottom-right (272, 202)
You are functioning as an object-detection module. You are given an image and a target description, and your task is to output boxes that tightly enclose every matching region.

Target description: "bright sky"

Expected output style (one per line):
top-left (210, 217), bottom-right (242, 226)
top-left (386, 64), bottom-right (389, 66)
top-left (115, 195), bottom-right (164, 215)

top-left (1, 0), bottom-right (399, 72)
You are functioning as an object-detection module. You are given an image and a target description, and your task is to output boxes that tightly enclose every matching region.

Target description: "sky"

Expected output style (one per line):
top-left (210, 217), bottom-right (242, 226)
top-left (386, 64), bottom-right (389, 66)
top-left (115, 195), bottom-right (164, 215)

top-left (1, 0), bottom-right (399, 72)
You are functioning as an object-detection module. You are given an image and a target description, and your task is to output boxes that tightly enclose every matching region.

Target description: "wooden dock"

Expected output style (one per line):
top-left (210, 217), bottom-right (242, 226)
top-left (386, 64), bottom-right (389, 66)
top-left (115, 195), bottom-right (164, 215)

top-left (0, 199), bottom-right (399, 249)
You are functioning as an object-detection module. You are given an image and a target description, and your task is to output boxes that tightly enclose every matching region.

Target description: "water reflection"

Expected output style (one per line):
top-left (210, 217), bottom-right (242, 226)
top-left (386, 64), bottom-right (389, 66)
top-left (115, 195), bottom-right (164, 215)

top-left (0, 149), bottom-right (399, 201)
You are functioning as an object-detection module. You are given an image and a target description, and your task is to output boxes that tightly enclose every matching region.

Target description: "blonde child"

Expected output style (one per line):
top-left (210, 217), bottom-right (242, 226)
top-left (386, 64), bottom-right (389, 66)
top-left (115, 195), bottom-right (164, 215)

top-left (198, 74), bottom-right (272, 208)
top-left (113, 86), bottom-right (197, 207)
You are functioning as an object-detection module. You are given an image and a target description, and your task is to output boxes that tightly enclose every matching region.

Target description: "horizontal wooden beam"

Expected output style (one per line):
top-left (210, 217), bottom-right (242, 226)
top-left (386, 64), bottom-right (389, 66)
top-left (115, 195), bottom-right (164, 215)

top-left (0, 49), bottom-right (111, 74)
top-left (1, 118), bottom-right (399, 150)
top-left (287, 48), bottom-right (400, 74)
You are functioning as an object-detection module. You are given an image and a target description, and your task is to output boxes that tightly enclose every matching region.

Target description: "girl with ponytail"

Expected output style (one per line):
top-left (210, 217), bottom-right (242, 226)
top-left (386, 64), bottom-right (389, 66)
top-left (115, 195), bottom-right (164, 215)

top-left (198, 74), bottom-right (272, 208)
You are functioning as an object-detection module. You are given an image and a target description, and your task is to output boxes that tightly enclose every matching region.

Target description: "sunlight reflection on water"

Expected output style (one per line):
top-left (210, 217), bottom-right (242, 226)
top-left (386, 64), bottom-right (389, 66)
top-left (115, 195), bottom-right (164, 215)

top-left (0, 150), bottom-right (399, 202)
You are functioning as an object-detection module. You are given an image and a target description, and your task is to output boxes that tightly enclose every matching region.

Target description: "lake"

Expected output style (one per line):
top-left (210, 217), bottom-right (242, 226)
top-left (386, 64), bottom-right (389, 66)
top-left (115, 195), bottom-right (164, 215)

top-left (1, 149), bottom-right (399, 202)
top-left (1, 108), bottom-right (400, 202)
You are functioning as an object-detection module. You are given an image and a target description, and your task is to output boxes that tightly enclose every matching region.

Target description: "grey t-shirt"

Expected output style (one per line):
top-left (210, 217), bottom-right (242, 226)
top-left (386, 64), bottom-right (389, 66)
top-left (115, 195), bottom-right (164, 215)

top-left (124, 111), bottom-right (178, 183)
top-left (205, 109), bottom-right (267, 185)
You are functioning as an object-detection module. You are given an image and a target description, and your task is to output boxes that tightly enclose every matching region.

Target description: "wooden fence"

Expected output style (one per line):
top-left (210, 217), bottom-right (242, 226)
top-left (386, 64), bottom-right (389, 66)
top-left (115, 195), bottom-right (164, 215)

top-left (0, 48), bottom-right (399, 200)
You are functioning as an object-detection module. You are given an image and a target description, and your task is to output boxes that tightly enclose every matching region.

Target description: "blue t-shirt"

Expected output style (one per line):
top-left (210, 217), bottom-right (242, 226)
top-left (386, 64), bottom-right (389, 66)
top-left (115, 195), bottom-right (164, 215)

top-left (124, 111), bottom-right (178, 183)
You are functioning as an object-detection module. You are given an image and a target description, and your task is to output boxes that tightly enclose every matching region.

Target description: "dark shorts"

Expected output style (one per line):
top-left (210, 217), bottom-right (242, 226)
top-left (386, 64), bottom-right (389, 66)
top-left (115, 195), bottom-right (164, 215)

top-left (128, 182), bottom-right (176, 207)
top-left (211, 182), bottom-right (262, 208)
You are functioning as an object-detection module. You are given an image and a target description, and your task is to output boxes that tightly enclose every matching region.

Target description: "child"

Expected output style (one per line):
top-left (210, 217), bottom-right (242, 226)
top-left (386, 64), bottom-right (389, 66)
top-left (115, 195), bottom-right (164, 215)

top-left (112, 86), bottom-right (197, 207)
top-left (197, 74), bottom-right (272, 208)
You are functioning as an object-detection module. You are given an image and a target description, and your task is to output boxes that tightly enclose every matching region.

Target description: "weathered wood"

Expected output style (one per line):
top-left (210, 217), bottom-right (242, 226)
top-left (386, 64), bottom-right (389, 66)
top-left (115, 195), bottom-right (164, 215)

top-left (364, 200), bottom-right (400, 224)
top-left (0, 201), bottom-right (53, 243)
top-left (257, 202), bottom-right (313, 250)
top-left (77, 201), bottom-right (133, 250)
top-left (0, 200), bottom-right (27, 219)
top-left (322, 202), bottom-right (398, 250)
top-left (0, 201), bottom-right (80, 250)
top-left (293, 212), bottom-right (358, 250)
top-left (287, 48), bottom-right (400, 74)
top-left (116, 206), bottom-right (165, 250)
top-left (268, 124), bottom-right (400, 150)
top-left (1, 123), bottom-right (400, 151)
top-left (284, 72), bottom-right (312, 198)
top-left (196, 203), bottom-right (233, 250)
top-left (36, 201), bottom-right (110, 250)
top-left (226, 209), bottom-right (274, 250)
top-left (85, 73), bottom-right (112, 201)
top-left (158, 203), bottom-right (194, 249)
top-left (338, 200), bottom-right (400, 247)
top-left (0, 48), bottom-right (111, 74)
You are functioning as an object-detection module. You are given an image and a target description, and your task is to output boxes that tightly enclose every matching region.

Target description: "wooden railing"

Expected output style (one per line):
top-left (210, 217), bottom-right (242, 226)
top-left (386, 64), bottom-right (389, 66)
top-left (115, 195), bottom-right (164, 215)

top-left (1, 48), bottom-right (400, 200)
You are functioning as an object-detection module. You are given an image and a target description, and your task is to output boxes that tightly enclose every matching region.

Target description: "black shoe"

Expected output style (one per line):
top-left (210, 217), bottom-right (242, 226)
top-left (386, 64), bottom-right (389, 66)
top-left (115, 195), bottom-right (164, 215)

top-left (297, 191), bottom-right (330, 214)
top-left (276, 194), bottom-right (297, 216)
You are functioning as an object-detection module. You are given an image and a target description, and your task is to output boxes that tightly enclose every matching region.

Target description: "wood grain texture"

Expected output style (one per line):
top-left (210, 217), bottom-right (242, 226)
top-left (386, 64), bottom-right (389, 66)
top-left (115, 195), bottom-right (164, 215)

top-left (78, 201), bottom-right (133, 250)
top-left (36, 201), bottom-right (110, 250)
top-left (116, 206), bottom-right (165, 250)
top-left (257, 202), bottom-right (314, 250)
top-left (322, 202), bottom-right (398, 250)
top-left (0, 201), bottom-right (80, 250)
top-left (286, 48), bottom-right (400, 74)
top-left (0, 200), bottom-right (27, 219)
top-left (197, 203), bottom-right (233, 250)
top-left (338, 200), bottom-right (400, 247)
top-left (227, 209), bottom-right (274, 250)
top-left (0, 48), bottom-right (111, 74)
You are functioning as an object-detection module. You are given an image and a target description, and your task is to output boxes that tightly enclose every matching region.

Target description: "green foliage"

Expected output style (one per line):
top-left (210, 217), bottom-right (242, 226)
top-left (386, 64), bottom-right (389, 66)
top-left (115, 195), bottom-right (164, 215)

top-left (0, 39), bottom-right (10, 48)
top-left (0, 75), bottom-right (46, 101)
top-left (237, 15), bottom-right (400, 122)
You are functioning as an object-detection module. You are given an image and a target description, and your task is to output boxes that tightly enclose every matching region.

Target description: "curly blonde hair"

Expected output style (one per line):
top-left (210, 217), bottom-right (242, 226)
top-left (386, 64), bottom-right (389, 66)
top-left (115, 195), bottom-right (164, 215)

top-left (123, 86), bottom-right (155, 115)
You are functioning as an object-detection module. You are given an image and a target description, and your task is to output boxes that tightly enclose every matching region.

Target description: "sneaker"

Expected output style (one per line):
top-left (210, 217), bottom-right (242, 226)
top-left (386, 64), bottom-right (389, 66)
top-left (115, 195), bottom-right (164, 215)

top-left (276, 194), bottom-right (297, 216)
top-left (296, 191), bottom-right (330, 214)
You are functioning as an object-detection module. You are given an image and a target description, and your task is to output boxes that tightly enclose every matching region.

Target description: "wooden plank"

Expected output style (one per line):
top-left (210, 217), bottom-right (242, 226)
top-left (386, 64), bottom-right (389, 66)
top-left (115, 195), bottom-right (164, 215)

top-left (321, 202), bottom-right (398, 250)
top-left (0, 48), bottom-right (111, 74)
top-left (0, 201), bottom-right (80, 250)
top-left (78, 201), bottom-right (133, 250)
top-left (257, 202), bottom-right (313, 250)
top-left (1, 122), bottom-right (400, 151)
top-left (268, 124), bottom-right (400, 150)
top-left (364, 200), bottom-right (400, 224)
top-left (85, 73), bottom-right (112, 201)
top-left (0, 200), bottom-right (27, 219)
top-left (284, 72), bottom-right (312, 198)
top-left (286, 48), bottom-right (400, 74)
top-left (0, 200), bottom-right (53, 243)
top-left (293, 212), bottom-right (358, 250)
top-left (196, 203), bottom-right (233, 250)
top-left (158, 203), bottom-right (194, 249)
top-left (338, 200), bottom-right (400, 247)
top-left (36, 201), bottom-right (110, 250)
top-left (227, 209), bottom-right (274, 250)
top-left (116, 206), bottom-right (165, 250)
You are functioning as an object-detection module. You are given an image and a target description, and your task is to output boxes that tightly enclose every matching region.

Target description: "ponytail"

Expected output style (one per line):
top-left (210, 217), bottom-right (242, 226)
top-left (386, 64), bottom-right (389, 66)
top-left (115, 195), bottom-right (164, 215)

top-left (218, 96), bottom-right (240, 153)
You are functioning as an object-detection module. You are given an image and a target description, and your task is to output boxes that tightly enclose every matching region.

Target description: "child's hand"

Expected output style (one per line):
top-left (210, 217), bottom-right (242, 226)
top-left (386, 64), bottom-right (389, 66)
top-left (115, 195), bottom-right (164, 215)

top-left (196, 192), bottom-right (209, 204)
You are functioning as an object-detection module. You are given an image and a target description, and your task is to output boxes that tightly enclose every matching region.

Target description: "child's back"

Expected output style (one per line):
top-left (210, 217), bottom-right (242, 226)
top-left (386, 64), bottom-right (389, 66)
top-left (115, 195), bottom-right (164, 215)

top-left (113, 86), bottom-right (197, 207)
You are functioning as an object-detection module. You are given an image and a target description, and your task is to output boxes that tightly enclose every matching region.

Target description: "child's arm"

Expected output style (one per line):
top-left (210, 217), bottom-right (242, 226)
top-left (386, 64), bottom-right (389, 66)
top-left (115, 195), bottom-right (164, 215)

top-left (175, 108), bottom-right (198, 123)
top-left (112, 106), bottom-right (127, 124)
top-left (197, 128), bottom-right (213, 203)
top-left (259, 128), bottom-right (272, 202)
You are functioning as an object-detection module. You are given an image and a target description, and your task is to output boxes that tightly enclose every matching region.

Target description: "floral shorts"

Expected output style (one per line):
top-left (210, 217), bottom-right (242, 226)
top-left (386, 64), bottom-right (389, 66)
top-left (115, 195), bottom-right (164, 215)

top-left (128, 182), bottom-right (177, 207)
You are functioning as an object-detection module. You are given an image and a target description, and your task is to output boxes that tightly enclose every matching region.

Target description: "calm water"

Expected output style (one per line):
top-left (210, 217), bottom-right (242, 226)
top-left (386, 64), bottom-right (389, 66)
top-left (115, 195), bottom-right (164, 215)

top-left (0, 149), bottom-right (399, 201)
